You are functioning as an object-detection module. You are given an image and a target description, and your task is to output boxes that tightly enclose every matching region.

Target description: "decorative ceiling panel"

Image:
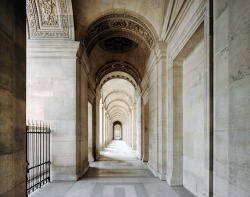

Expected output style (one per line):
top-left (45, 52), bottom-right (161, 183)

top-left (82, 13), bottom-right (156, 56)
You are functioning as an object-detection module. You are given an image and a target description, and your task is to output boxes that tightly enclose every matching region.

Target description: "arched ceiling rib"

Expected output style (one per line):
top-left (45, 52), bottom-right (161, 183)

top-left (73, 2), bottom-right (164, 41)
top-left (109, 106), bottom-right (129, 116)
top-left (96, 60), bottom-right (141, 86)
top-left (107, 99), bottom-right (131, 112)
top-left (104, 90), bottom-right (133, 107)
top-left (82, 12), bottom-right (156, 57)
top-left (105, 94), bottom-right (133, 110)
top-left (111, 113), bottom-right (126, 121)
top-left (99, 71), bottom-right (138, 89)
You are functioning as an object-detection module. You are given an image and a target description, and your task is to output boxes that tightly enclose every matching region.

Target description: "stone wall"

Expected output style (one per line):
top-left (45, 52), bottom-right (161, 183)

top-left (183, 39), bottom-right (206, 196)
top-left (0, 0), bottom-right (26, 196)
top-left (213, 0), bottom-right (250, 196)
top-left (76, 60), bottom-right (89, 179)
top-left (27, 41), bottom-right (79, 181)
top-left (148, 64), bottom-right (158, 172)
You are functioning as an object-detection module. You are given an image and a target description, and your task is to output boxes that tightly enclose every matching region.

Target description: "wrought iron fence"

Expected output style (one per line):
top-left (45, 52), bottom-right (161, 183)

top-left (26, 121), bottom-right (51, 195)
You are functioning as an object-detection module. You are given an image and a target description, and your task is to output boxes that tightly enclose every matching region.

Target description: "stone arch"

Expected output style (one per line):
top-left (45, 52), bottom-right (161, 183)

top-left (98, 71), bottom-right (138, 89)
top-left (109, 105), bottom-right (129, 116)
top-left (96, 60), bottom-right (141, 86)
top-left (80, 9), bottom-right (158, 57)
top-left (107, 99), bottom-right (131, 112)
top-left (104, 90), bottom-right (134, 107)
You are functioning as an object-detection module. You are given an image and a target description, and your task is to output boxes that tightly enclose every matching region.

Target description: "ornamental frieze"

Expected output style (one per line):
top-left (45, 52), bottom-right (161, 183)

top-left (26, 0), bottom-right (73, 39)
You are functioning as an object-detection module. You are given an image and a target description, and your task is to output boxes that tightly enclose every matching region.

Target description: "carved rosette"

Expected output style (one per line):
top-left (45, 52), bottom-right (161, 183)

top-left (26, 0), bottom-right (73, 39)
top-left (82, 13), bottom-right (156, 57)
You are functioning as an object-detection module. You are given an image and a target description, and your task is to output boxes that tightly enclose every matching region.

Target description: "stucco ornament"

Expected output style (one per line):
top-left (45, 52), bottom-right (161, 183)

top-left (26, 0), bottom-right (74, 40)
top-left (82, 13), bottom-right (156, 56)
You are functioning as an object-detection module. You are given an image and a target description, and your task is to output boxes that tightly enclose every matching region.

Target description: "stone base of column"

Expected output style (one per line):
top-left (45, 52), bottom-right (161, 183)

top-left (142, 157), bottom-right (148, 162)
top-left (166, 172), bottom-right (183, 186)
top-left (77, 165), bottom-right (90, 180)
top-left (147, 163), bottom-right (166, 181)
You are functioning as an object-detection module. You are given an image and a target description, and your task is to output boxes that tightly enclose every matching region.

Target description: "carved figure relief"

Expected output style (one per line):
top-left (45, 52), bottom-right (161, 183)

top-left (26, 0), bottom-right (72, 39)
top-left (38, 0), bottom-right (58, 26)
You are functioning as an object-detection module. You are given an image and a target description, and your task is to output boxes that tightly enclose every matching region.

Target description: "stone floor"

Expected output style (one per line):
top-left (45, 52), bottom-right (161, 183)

top-left (30, 140), bottom-right (194, 197)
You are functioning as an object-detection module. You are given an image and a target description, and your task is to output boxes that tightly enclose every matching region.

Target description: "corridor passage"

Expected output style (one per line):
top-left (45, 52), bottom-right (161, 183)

top-left (30, 141), bottom-right (194, 197)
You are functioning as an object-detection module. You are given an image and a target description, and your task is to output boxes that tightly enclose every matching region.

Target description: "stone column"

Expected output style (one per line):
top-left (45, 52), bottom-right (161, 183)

top-left (27, 41), bottom-right (80, 181)
top-left (129, 113), bottom-right (133, 147)
top-left (146, 42), bottom-right (167, 180)
top-left (166, 58), bottom-right (183, 186)
top-left (136, 92), bottom-right (143, 159)
top-left (132, 104), bottom-right (137, 150)
top-left (105, 113), bottom-right (108, 146)
top-left (102, 107), bottom-right (105, 150)
top-left (95, 90), bottom-right (101, 159)
top-left (157, 42), bottom-right (168, 180)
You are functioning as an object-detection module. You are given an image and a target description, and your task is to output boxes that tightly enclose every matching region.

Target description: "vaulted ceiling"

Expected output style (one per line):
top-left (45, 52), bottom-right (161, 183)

top-left (26, 0), bottom-right (168, 124)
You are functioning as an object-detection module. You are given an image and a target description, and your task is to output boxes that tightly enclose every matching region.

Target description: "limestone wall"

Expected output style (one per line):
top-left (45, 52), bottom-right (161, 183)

top-left (0, 0), bottom-right (26, 195)
top-left (76, 61), bottom-right (89, 179)
top-left (183, 39), bottom-right (206, 195)
top-left (148, 65), bottom-right (158, 171)
top-left (214, 0), bottom-right (250, 196)
top-left (27, 41), bottom-right (79, 181)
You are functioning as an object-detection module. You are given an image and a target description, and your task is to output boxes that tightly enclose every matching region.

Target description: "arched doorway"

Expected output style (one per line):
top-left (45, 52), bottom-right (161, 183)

top-left (113, 121), bottom-right (122, 140)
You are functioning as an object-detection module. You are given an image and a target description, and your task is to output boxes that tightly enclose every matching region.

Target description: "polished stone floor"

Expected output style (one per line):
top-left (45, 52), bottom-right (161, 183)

top-left (30, 140), bottom-right (194, 197)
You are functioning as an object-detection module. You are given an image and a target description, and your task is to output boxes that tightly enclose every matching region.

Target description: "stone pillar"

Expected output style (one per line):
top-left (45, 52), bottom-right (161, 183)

top-left (132, 104), bottom-right (137, 150)
top-left (27, 41), bottom-right (79, 181)
top-left (76, 60), bottom-right (90, 179)
top-left (0, 1), bottom-right (26, 195)
top-left (157, 42), bottom-right (168, 180)
top-left (142, 101), bottom-right (149, 162)
top-left (105, 113), bottom-right (108, 146)
top-left (102, 106), bottom-right (105, 150)
top-left (136, 92), bottom-right (143, 159)
top-left (166, 58), bottom-right (183, 185)
top-left (95, 90), bottom-right (100, 159)
top-left (91, 97), bottom-right (97, 161)
top-left (146, 42), bottom-right (167, 180)
top-left (129, 113), bottom-right (133, 147)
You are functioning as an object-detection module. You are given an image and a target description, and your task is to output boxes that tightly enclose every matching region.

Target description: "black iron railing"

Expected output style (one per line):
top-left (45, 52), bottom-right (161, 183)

top-left (26, 121), bottom-right (51, 195)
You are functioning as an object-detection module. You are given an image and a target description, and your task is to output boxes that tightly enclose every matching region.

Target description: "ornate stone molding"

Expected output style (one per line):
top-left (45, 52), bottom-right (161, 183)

top-left (82, 13), bottom-right (156, 57)
top-left (96, 60), bottom-right (141, 86)
top-left (26, 0), bottom-right (74, 40)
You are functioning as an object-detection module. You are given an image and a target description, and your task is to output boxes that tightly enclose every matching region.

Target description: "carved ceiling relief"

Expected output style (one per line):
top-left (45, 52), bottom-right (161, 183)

top-left (99, 37), bottom-right (138, 53)
top-left (27, 0), bottom-right (73, 39)
top-left (82, 13), bottom-right (156, 56)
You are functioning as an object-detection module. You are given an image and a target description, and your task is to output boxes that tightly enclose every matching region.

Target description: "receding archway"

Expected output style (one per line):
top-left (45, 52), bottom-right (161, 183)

top-left (113, 121), bottom-right (122, 140)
